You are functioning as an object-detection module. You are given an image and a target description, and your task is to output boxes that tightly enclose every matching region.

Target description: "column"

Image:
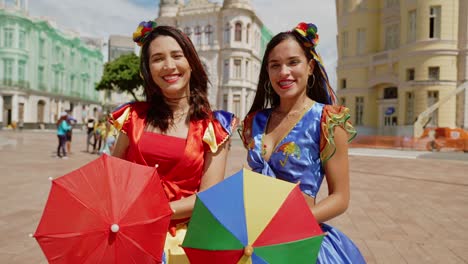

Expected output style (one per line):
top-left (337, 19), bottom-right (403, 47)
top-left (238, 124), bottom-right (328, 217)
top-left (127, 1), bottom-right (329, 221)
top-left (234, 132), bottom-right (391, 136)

top-left (0, 96), bottom-right (3, 125)
top-left (227, 88), bottom-right (233, 113)
top-left (12, 94), bottom-right (19, 124)
top-left (240, 87), bottom-right (246, 119)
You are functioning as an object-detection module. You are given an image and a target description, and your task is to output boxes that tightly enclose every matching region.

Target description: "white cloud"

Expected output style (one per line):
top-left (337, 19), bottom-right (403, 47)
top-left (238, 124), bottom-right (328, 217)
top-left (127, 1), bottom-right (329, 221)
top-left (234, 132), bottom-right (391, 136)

top-left (251, 0), bottom-right (338, 88)
top-left (28, 0), bottom-right (157, 39)
top-left (28, 0), bottom-right (337, 86)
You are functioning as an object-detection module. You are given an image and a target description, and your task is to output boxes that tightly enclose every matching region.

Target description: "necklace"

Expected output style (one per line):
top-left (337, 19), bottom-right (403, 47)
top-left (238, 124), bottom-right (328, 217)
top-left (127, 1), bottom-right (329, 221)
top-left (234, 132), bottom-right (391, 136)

top-left (271, 101), bottom-right (312, 120)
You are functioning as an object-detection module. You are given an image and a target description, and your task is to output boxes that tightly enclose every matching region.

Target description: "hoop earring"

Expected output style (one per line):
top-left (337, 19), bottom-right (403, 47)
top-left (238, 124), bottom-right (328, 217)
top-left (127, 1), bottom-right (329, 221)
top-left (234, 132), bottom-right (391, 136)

top-left (307, 75), bottom-right (315, 90)
top-left (264, 81), bottom-right (272, 96)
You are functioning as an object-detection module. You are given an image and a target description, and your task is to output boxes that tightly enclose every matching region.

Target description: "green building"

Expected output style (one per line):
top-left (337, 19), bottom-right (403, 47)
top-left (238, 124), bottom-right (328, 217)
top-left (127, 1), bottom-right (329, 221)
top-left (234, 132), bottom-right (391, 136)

top-left (0, 0), bottom-right (104, 129)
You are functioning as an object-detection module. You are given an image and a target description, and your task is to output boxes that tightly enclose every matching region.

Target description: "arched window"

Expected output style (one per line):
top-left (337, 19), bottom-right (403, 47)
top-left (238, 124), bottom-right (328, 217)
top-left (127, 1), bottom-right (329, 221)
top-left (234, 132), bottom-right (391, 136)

top-left (224, 23), bottom-right (231, 44)
top-left (235, 22), bottom-right (242, 42)
top-left (194, 26), bottom-right (202, 46)
top-left (246, 24), bottom-right (250, 44)
top-left (205, 25), bottom-right (213, 45)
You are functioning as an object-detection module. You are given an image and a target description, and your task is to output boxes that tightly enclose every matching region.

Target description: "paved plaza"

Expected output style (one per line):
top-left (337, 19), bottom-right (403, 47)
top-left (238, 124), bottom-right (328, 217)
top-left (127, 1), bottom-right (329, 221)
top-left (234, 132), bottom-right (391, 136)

top-left (0, 129), bottom-right (467, 263)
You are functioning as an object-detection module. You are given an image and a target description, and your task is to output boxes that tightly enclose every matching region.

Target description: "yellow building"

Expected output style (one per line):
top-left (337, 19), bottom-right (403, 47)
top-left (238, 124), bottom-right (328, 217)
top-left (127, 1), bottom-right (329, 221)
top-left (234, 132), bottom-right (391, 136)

top-left (335, 0), bottom-right (468, 136)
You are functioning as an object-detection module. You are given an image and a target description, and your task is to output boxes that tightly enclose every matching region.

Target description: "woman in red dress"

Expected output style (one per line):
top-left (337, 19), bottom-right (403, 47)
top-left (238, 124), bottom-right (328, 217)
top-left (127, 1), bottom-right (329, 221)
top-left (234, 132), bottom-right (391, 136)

top-left (109, 21), bottom-right (237, 263)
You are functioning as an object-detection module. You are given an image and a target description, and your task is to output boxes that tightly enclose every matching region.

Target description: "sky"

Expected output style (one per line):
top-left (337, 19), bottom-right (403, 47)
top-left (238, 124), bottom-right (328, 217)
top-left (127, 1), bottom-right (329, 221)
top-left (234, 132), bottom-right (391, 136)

top-left (28, 0), bottom-right (338, 86)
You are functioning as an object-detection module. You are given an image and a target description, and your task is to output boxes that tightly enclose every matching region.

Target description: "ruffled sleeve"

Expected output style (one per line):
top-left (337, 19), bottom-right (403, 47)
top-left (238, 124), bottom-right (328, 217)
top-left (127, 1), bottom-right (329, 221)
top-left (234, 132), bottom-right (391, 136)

top-left (108, 102), bottom-right (133, 134)
top-left (202, 110), bottom-right (238, 153)
top-left (239, 111), bottom-right (256, 150)
top-left (320, 105), bottom-right (357, 163)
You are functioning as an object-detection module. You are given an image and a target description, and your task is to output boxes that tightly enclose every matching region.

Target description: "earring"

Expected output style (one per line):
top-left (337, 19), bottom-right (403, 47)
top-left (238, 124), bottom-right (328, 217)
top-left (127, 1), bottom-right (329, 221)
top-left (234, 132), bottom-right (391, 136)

top-left (264, 81), bottom-right (272, 95)
top-left (307, 75), bottom-right (315, 89)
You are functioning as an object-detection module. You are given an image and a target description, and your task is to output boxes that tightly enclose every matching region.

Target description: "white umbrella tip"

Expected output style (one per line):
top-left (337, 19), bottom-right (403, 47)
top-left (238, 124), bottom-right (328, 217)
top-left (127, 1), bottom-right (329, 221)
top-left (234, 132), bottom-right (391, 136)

top-left (48, 177), bottom-right (53, 181)
top-left (110, 224), bottom-right (120, 233)
top-left (28, 233), bottom-right (34, 238)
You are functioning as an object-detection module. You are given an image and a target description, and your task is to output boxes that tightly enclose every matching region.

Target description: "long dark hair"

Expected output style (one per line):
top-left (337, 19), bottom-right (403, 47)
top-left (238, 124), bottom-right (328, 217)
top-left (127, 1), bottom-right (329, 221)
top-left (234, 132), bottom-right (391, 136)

top-left (140, 25), bottom-right (211, 132)
top-left (248, 31), bottom-right (335, 115)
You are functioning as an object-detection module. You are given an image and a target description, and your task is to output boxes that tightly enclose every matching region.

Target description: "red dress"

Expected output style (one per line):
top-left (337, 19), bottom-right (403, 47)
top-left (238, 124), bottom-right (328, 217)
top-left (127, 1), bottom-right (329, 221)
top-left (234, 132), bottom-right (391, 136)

top-left (109, 101), bottom-right (237, 226)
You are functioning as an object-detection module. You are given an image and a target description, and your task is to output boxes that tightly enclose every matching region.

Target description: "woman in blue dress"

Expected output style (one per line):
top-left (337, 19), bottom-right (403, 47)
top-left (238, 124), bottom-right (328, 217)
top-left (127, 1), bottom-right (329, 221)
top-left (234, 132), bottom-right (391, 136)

top-left (240, 22), bottom-right (366, 263)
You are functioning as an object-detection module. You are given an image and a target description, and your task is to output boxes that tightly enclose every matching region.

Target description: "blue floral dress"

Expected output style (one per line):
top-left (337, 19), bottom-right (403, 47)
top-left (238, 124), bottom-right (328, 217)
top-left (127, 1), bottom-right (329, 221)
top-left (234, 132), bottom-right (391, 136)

top-left (241, 102), bottom-right (366, 264)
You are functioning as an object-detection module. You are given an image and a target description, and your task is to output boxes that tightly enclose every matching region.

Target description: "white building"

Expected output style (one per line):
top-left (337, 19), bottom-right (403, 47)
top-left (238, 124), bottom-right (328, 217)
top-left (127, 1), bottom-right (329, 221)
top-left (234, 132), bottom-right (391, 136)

top-left (157, 0), bottom-right (272, 118)
top-left (0, 0), bottom-right (104, 129)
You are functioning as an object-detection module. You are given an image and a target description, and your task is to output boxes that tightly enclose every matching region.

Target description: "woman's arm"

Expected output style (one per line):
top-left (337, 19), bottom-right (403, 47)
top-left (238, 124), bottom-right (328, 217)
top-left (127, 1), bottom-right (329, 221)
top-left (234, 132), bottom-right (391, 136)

top-left (306, 126), bottom-right (351, 223)
top-left (111, 132), bottom-right (129, 158)
top-left (169, 141), bottom-right (229, 220)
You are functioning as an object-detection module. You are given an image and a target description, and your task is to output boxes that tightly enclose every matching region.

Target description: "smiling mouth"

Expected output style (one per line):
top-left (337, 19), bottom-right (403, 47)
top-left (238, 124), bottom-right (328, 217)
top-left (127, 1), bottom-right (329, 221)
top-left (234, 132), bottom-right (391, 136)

top-left (278, 80), bottom-right (295, 89)
top-left (163, 74), bottom-right (181, 83)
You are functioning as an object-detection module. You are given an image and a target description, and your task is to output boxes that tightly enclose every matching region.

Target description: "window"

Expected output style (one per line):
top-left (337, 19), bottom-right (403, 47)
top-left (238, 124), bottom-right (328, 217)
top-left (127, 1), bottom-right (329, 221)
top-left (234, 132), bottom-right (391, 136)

top-left (194, 26), bottom-right (202, 46)
top-left (55, 46), bottom-right (61, 62)
top-left (39, 38), bottom-right (45, 57)
top-left (4, 28), bottom-right (14, 48)
top-left (18, 60), bottom-right (26, 81)
top-left (356, 28), bottom-right (366, 55)
top-left (70, 75), bottom-right (75, 91)
top-left (428, 66), bottom-right (439, 80)
top-left (341, 78), bottom-right (347, 89)
top-left (53, 71), bottom-right (59, 91)
top-left (19, 30), bottom-right (26, 49)
top-left (246, 24), bottom-right (250, 44)
top-left (406, 68), bottom-right (415, 81)
top-left (205, 25), bottom-right (213, 45)
top-left (245, 60), bottom-right (250, 80)
top-left (385, 0), bottom-right (399, 8)
top-left (3, 59), bottom-right (13, 85)
top-left (223, 59), bottom-right (230, 81)
top-left (408, 10), bottom-right (417, 42)
top-left (429, 6), bottom-right (441, 39)
top-left (224, 23), bottom-right (231, 44)
top-left (234, 59), bottom-right (241, 79)
top-left (342, 0), bottom-right (350, 12)
top-left (71, 51), bottom-right (75, 64)
top-left (38, 66), bottom-right (44, 85)
top-left (355, 96), bottom-right (364, 125)
top-left (383, 87), bottom-right (398, 99)
top-left (184, 27), bottom-right (192, 39)
top-left (405, 92), bottom-right (414, 124)
top-left (427, 91), bottom-right (439, 126)
top-left (234, 22), bottom-right (242, 42)
top-left (341, 31), bottom-right (348, 56)
top-left (385, 24), bottom-right (399, 50)
top-left (340, 97), bottom-right (346, 106)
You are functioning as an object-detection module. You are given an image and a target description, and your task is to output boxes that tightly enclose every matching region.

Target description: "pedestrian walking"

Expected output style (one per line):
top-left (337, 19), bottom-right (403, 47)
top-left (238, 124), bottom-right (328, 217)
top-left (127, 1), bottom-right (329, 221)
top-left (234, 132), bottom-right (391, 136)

top-left (56, 112), bottom-right (71, 159)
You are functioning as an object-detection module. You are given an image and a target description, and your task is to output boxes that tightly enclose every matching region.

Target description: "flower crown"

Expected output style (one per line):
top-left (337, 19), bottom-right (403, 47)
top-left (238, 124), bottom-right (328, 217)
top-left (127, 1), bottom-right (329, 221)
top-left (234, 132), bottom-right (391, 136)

top-left (292, 22), bottom-right (336, 104)
top-left (133, 20), bottom-right (158, 47)
top-left (293, 22), bottom-right (319, 49)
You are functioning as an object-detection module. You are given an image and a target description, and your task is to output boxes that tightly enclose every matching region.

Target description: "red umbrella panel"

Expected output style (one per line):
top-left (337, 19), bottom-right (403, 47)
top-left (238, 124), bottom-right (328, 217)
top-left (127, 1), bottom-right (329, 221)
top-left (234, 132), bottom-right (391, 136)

top-left (34, 154), bottom-right (173, 264)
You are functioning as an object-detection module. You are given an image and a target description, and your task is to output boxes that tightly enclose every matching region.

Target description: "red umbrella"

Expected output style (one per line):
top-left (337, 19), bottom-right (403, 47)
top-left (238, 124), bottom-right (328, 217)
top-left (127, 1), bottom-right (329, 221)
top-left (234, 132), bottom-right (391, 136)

top-left (34, 155), bottom-right (172, 264)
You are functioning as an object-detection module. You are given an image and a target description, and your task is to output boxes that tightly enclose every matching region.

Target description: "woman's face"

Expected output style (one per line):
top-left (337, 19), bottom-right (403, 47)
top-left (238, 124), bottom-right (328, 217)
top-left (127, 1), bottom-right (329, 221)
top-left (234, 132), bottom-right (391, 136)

top-left (148, 35), bottom-right (191, 98)
top-left (267, 38), bottom-right (314, 101)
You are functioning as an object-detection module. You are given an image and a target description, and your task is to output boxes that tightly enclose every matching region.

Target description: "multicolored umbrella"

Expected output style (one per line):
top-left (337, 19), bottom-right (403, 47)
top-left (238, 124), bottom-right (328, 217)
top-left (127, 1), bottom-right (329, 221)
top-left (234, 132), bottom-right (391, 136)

top-left (182, 169), bottom-right (324, 264)
top-left (34, 155), bottom-right (172, 263)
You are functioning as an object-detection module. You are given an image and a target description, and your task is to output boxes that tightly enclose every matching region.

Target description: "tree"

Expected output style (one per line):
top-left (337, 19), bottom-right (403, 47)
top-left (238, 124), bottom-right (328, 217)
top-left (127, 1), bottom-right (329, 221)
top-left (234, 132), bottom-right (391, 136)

top-left (96, 53), bottom-right (143, 101)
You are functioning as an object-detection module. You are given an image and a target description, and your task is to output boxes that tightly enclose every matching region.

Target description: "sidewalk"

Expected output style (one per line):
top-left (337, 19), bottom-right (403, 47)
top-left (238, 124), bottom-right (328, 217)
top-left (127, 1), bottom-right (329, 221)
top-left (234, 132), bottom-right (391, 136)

top-left (1, 130), bottom-right (467, 263)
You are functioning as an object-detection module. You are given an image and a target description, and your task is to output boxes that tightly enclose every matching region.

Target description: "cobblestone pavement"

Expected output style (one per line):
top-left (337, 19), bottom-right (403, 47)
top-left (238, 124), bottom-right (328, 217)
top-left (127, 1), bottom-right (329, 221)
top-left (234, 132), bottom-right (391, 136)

top-left (1, 130), bottom-right (467, 263)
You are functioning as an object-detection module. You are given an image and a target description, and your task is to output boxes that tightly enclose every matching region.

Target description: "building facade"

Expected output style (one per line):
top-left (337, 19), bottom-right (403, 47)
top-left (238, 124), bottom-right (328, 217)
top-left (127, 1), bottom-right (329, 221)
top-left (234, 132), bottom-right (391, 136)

top-left (156, 0), bottom-right (272, 118)
top-left (336, 0), bottom-right (468, 136)
top-left (0, 0), bottom-right (103, 129)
